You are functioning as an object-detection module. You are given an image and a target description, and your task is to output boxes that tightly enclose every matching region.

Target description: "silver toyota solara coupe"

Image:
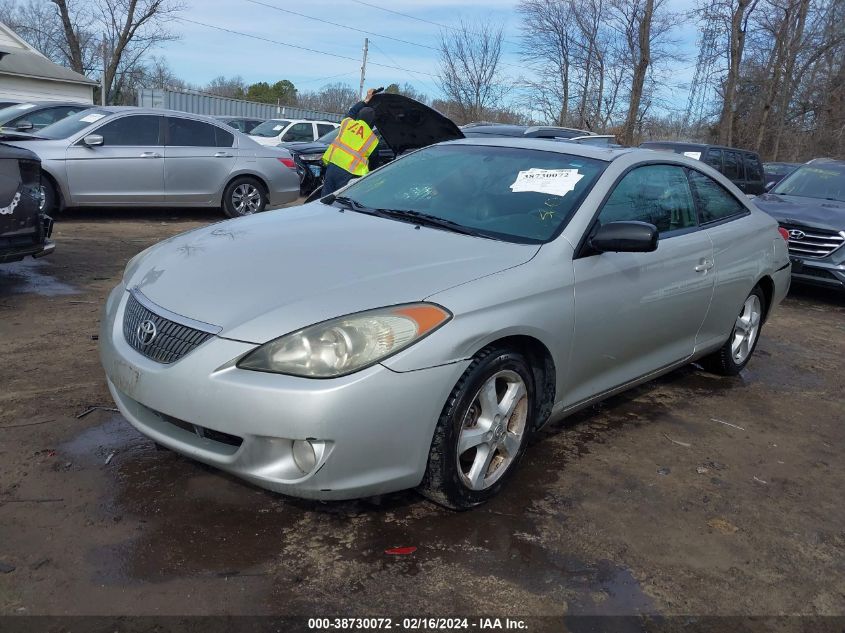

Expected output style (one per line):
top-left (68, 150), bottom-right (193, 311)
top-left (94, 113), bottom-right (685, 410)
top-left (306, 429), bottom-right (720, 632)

top-left (99, 138), bottom-right (791, 509)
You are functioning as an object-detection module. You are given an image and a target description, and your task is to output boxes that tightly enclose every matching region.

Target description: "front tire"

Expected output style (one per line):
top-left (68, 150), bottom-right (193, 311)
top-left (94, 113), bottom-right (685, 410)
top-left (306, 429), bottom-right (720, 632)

top-left (40, 176), bottom-right (57, 214)
top-left (701, 286), bottom-right (766, 376)
top-left (222, 177), bottom-right (267, 218)
top-left (419, 347), bottom-right (535, 510)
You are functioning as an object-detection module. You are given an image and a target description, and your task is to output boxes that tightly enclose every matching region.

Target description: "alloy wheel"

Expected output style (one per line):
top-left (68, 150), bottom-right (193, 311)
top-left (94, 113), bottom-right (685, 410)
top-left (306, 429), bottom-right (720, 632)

top-left (232, 183), bottom-right (262, 215)
top-left (731, 294), bottom-right (762, 364)
top-left (457, 369), bottom-right (529, 491)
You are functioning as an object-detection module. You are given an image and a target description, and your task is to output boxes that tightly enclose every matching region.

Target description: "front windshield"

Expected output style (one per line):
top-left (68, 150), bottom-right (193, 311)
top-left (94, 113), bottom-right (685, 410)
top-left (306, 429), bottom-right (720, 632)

top-left (250, 119), bottom-right (291, 137)
top-left (38, 108), bottom-right (111, 139)
top-left (339, 144), bottom-right (607, 243)
top-left (318, 127), bottom-right (339, 143)
top-left (771, 163), bottom-right (845, 202)
top-left (0, 103), bottom-right (37, 125)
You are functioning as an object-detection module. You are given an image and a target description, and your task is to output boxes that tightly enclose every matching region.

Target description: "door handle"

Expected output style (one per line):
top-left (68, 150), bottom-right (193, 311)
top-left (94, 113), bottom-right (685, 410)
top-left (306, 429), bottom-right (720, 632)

top-left (694, 258), bottom-right (714, 273)
top-left (214, 152), bottom-right (233, 158)
top-left (139, 152), bottom-right (161, 158)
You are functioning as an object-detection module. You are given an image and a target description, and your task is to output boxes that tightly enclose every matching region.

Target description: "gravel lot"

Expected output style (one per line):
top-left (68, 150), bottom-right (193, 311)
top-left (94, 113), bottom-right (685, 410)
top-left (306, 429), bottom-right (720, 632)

top-left (1, 205), bottom-right (843, 623)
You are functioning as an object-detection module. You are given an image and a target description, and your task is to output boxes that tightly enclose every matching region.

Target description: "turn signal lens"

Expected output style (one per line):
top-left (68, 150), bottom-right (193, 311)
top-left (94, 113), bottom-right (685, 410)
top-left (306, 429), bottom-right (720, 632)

top-left (778, 227), bottom-right (790, 241)
top-left (238, 303), bottom-right (451, 378)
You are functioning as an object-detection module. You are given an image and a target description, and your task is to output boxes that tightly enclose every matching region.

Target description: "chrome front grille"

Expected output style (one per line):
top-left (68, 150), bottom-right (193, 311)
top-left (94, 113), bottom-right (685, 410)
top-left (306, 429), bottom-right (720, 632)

top-left (780, 223), bottom-right (845, 259)
top-left (122, 290), bottom-right (219, 364)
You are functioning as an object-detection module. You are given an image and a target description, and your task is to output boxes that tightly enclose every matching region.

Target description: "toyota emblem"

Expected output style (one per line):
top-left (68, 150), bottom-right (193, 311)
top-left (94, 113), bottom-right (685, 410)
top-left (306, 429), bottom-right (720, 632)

top-left (135, 319), bottom-right (157, 346)
top-left (788, 229), bottom-right (806, 240)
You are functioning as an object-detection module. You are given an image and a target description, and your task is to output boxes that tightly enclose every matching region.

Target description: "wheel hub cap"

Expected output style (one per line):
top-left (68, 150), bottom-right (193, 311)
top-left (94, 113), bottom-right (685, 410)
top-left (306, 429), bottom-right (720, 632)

top-left (457, 369), bottom-right (528, 491)
top-left (730, 294), bottom-right (762, 365)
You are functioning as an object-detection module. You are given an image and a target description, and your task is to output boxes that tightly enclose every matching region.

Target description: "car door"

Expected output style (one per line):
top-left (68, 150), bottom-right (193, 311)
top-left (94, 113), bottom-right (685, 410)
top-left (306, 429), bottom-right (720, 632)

top-left (164, 117), bottom-right (236, 205)
top-left (723, 150), bottom-right (744, 192)
top-left (687, 169), bottom-right (764, 350)
top-left (566, 163), bottom-right (716, 407)
top-left (743, 153), bottom-right (765, 195)
top-left (65, 114), bottom-right (165, 205)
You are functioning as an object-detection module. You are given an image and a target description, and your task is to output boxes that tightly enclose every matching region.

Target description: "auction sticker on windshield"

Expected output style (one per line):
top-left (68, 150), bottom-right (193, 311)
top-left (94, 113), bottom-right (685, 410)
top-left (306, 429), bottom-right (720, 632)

top-left (510, 168), bottom-right (584, 197)
top-left (80, 113), bottom-right (106, 123)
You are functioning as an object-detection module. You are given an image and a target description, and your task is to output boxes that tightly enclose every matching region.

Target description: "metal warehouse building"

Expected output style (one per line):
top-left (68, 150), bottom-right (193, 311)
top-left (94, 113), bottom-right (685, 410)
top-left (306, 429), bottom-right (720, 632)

top-left (0, 21), bottom-right (96, 103)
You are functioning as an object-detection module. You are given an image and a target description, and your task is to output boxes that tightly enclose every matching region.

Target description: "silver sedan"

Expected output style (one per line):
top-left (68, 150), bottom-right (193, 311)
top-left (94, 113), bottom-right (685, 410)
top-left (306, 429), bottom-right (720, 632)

top-left (99, 139), bottom-right (791, 509)
top-left (7, 107), bottom-right (300, 218)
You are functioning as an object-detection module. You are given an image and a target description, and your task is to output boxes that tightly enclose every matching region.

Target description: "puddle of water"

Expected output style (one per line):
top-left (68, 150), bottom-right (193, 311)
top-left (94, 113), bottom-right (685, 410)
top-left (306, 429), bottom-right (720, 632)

top-left (0, 258), bottom-right (78, 296)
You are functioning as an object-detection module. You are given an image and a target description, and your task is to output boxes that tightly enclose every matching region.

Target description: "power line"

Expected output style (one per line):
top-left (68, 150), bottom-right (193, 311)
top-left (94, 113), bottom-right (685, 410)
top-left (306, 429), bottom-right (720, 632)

top-left (176, 17), bottom-right (438, 78)
top-left (244, 0), bottom-right (439, 52)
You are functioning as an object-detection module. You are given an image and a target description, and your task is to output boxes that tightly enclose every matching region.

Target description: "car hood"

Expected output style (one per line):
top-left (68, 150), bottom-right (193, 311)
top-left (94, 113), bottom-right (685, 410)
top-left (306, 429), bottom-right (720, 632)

top-left (125, 202), bottom-right (539, 344)
top-left (280, 140), bottom-right (328, 154)
top-left (368, 93), bottom-right (464, 155)
top-left (754, 193), bottom-right (845, 231)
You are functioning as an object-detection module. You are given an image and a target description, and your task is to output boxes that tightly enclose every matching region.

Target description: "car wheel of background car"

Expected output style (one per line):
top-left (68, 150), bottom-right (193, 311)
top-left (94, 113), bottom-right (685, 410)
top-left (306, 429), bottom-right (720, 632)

top-left (701, 285), bottom-right (766, 376)
top-left (39, 176), bottom-right (57, 214)
top-left (419, 346), bottom-right (535, 510)
top-left (223, 177), bottom-right (267, 218)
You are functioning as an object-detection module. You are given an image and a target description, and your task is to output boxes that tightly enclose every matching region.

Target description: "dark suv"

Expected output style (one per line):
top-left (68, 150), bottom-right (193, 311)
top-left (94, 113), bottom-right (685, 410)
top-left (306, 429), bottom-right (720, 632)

top-left (753, 158), bottom-right (845, 291)
top-left (0, 143), bottom-right (54, 263)
top-left (639, 142), bottom-right (766, 195)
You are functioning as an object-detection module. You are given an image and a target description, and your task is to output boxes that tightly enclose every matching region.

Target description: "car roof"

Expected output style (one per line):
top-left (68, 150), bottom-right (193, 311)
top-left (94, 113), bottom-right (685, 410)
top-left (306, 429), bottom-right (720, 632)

top-left (640, 140), bottom-right (761, 155)
top-left (8, 101), bottom-right (91, 107)
top-left (448, 136), bottom-right (635, 162)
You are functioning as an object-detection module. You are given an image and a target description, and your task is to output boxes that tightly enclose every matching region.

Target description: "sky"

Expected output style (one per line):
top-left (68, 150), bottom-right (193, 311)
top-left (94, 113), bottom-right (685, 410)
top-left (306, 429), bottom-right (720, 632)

top-left (157, 0), bottom-right (703, 114)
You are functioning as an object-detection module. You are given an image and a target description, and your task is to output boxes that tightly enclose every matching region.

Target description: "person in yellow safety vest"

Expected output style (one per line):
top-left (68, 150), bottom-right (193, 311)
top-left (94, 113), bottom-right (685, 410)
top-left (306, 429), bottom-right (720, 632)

top-left (321, 88), bottom-right (382, 196)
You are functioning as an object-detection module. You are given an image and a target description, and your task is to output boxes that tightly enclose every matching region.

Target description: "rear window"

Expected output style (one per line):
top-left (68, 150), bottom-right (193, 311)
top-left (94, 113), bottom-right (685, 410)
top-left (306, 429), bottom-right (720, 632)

top-left (250, 119), bottom-right (291, 137)
top-left (341, 144), bottom-right (607, 243)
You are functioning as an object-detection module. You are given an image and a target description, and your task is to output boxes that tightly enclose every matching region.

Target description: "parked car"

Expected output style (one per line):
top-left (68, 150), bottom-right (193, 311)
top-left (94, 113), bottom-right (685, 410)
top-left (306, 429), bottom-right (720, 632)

top-left (639, 142), bottom-right (766, 195)
top-left (215, 116), bottom-right (265, 134)
top-left (461, 123), bottom-right (594, 140)
top-left (99, 139), bottom-right (790, 509)
top-left (754, 158), bottom-right (845, 290)
top-left (0, 101), bottom-right (20, 109)
top-left (0, 101), bottom-right (89, 133)
top-left (5, 107), bottom-right (300, 218)
top-left (0, 143), bottom-right (54, 263)
top-left (763, 161), bottom-right (800, 188)
top-left (249, 118), bottom-right (338, 146)
top-left (289, 93), bottom-right (463, 197)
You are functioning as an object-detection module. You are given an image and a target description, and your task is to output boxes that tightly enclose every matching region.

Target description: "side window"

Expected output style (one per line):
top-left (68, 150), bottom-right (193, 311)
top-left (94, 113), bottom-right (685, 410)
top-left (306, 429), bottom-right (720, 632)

top-left (226, 120), bottom-right (244, 132)
top-left (317, 123), bottom-right (335, 137)
top-left (282, 122), bottom-right (313, 142)
top-left (167, 118), bottom-right (218, 146)
top-left (597, 165), bottom-right (697, 235)
top-left (214, 125), bottom-right (234, 148)
top-left (723, 151), bottom-right (741, 180)
top-left (14, 106), bottom-right (73, 129)
top-left (744, 154), bottom-right (763, 182)
top-left (689, 170), bottom-right (747, 224)
top-left (95, 115), bottom-right (162, 145)
top-left (704, 148), bottom-right (722, 170)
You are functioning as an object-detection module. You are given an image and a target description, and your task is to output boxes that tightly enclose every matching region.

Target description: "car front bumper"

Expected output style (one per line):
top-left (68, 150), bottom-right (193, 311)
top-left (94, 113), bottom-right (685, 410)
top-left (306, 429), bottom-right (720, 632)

top-left (789, 256), bottom-right (845, 290)
top-left (99, 284), bottom-right (468, 500)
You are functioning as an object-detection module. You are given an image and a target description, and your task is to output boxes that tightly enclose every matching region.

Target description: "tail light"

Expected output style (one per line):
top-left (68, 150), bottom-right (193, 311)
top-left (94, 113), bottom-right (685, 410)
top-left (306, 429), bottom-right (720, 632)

top-left (778, 227), bottom-right (790, 241)
top-left (277, 157), bottom-right (296, 170)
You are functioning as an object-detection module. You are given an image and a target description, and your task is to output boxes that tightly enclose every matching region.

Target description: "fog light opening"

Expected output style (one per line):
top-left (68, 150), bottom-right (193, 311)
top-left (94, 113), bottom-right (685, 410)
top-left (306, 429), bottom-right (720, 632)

top-left (292, 439), bottom-right (317, 474)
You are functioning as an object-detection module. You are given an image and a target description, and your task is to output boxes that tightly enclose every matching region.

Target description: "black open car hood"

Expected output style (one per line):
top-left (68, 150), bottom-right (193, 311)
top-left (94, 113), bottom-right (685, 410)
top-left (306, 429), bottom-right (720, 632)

top-left (368, 93), bottom-right (463, 155)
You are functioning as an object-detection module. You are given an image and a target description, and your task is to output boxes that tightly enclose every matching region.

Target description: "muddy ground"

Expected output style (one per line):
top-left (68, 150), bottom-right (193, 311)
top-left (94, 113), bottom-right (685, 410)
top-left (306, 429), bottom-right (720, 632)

top-left (0, 205), bottom-right (843, 624)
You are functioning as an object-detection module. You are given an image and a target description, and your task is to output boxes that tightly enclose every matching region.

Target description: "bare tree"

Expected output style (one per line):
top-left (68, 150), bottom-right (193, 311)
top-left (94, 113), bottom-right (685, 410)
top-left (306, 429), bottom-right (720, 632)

top-left (614, 0), bottom-right (655, 145)
top-left (716, 0), bottom-right (761, 144)
top-left (50, 0), bottom-right (184, 103)
top-left (438, 20), bottom-right (510, 124)
top-left (205, 75), bottom-right (246, 98)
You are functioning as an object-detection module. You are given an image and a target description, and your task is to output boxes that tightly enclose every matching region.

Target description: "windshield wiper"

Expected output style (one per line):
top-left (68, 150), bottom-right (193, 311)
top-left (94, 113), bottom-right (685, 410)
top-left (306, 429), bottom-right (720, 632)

top-left (374, 208), bottom-right (487, 237)
top-left (327, 195), bottom-right (384, 216)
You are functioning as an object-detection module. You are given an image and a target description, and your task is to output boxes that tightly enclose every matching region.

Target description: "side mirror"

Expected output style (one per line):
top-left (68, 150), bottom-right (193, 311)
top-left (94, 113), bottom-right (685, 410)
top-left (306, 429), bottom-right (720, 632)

top-left (82, 134), bottom-right (104, 147)
top-left (764, 181), bottom-right (775, 191)
top-left (15, 120), bottom-right (34, 131)
top-left (590, 221), bottom-right (658, 253)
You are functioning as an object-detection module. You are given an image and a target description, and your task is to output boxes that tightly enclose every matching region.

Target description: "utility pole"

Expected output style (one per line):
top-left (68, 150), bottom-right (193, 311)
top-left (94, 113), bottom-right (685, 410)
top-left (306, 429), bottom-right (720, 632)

top-left (358, 37), bottom-right (368, 100)
top-left (100, 34), bottom-right (107, 106)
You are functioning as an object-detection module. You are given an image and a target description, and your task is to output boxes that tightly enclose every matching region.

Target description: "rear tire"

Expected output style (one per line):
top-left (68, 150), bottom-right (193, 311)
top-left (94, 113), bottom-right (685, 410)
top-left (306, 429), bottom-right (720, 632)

top-left (222, 177), bottom-right (267, 218)
top-left (700, 285), bottom-right (766, 376)
top-left (418, 346), bottom-right (535, 510)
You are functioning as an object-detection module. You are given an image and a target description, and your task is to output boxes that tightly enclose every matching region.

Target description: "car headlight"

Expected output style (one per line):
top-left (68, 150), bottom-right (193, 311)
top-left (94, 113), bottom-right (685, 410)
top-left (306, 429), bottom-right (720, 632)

top-left (300, 153), bottom-right (324, 162)
top-left (237, 303), bottom-right (451, 378)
